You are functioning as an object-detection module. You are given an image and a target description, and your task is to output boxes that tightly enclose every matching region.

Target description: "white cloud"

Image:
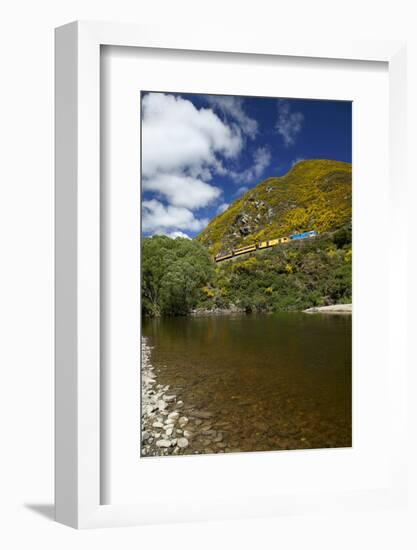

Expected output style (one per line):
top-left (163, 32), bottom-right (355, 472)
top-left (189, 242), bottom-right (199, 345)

top-left (142, 92), bottom-right (242, 180)
top-left (232, 147), bottom-right (271, 184)
top-left (164, 231), bottom-right (192, 240)
top-left (206, 95), bottom-right (258, 139)
top-left (276, 100), bottom-right (304, 146)
top-left (143, 173), bottom-right (221, 209)
top-left (142, 199), bottom-right (208, 234)
top-left (235, 186), bottom-right (249, 196)
top-left (216, 202), bottom-right (229, 214)
top-left (141, 92), bottom-right (248, 233)
top-left (291, 157), bottom-right (305, 167)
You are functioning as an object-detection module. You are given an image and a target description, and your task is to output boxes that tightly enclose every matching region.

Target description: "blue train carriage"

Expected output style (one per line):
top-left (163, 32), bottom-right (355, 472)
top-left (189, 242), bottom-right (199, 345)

top-left (289, 230), bottom-right (318, 241)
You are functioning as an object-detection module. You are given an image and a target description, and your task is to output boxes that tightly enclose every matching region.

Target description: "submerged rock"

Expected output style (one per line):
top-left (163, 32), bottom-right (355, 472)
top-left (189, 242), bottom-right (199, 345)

top-left (192, 410), bottom-right (215, 419)
top-left (178, 416), bottom-right (188, 427)
top-left (164, 395), bottom-right (176, 403)
top-left (177, 437), bottom-right (189, 449)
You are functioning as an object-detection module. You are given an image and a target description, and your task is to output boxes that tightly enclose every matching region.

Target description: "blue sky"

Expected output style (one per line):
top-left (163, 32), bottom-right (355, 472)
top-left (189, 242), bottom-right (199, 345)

top-left (141, 92), bottom-right (351, 239)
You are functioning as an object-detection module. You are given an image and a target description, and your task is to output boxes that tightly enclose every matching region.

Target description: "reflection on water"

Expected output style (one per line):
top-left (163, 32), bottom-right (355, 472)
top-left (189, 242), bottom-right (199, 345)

top-left (142, 313), bottom-right (351, 453)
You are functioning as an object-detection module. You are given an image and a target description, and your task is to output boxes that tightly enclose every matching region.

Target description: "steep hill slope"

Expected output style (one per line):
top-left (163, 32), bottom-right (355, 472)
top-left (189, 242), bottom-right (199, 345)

top-left (197, 159), bottom-right (352, 256)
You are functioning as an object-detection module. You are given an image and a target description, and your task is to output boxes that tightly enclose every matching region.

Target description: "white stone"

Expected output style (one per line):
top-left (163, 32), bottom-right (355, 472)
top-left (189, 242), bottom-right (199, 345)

top-left (156, 439), bottom-right (171, 448)
top-left (165, 418), bottom-right (176, 426)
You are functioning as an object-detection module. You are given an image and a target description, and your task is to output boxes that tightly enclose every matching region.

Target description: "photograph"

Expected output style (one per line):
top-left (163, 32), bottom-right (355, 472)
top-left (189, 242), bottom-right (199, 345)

top-left (140, 91), bottom-right (352, 457)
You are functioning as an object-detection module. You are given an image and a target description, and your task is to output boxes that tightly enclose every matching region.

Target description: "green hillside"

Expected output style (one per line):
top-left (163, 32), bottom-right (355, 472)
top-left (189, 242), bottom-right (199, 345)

top-left (197, 159), bottom-right (352, 256)
top-left (142, 160), bottom-right (352, 316)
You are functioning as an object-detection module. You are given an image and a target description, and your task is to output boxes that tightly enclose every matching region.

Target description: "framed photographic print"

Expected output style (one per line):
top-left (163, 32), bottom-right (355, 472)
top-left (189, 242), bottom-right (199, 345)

top-left (55, 21), bottom-right (407, 528)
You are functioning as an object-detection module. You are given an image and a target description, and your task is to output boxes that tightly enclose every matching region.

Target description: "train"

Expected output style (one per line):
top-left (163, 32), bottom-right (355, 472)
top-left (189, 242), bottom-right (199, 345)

top-left (215, 230), bottom-right (318, 262)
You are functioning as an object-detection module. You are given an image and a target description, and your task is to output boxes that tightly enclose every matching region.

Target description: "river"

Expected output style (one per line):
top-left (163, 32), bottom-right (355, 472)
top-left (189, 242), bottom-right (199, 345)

top-left (142, 312), bottom-right (351, 455)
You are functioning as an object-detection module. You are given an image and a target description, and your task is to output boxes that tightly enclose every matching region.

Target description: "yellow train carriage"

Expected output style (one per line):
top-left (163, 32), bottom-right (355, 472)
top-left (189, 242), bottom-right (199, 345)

top-left (279, 236), bottom-right (290, 243)
top-left (233, 244), bottom-right (257, 256)
top-left (215, 252), bottom-right (233, 262)
top-left (258, 241), bottom-right (269, 249)
top-left (267, 238), bottom-right (279, 246)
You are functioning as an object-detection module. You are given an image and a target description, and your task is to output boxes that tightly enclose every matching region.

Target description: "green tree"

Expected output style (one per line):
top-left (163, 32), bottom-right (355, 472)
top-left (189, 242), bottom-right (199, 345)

top-left (142, 235), bottom-right (215, 316)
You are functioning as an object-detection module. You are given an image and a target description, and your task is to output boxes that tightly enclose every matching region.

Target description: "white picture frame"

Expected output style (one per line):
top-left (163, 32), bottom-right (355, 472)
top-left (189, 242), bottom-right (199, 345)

top-left (55, 21), bottom-right (407, 529)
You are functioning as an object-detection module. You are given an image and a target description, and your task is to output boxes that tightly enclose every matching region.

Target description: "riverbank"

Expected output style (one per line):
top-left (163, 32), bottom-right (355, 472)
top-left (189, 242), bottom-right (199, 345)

top-left (303, 304), bottom-right (352, 314)
top-left (141, 337), bottom-right (229, 456)
top-left (190, 305), bottom-right (245, 316)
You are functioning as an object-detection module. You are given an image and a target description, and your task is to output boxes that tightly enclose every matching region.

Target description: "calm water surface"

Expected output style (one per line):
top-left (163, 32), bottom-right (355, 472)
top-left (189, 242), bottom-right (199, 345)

top-left (142, 313), bottom-right (351, 453)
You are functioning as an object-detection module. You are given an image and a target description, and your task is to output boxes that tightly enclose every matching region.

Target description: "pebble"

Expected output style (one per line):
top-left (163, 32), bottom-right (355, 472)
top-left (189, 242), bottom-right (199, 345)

top-left (156, 439), bottom-right (171, 448)
top-left (177, 400), bottom-right (184, 408)
top-left (165, 418), bottom-right (176, 426)
top-left (177, 437), bottom-right (189, 449)
top-left (152, 421), bottom-right (164, 429)
top-left (167, 411), bottom-right (180, 420)
top-left (157, 400), bottom-right (167, 411)
top-left (183, 430), bottom-right (193, 438)
top-left (165, 428), bottom-right (173, 436)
